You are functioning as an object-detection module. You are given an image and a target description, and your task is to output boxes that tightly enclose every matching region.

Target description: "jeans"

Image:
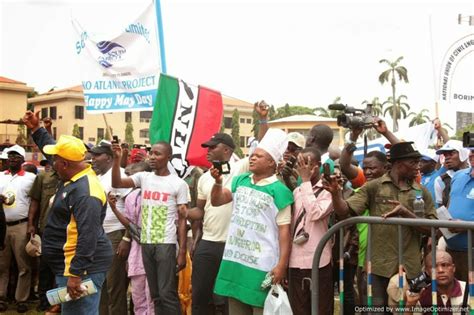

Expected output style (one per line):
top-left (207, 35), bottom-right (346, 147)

top-left (55, 272), bottom-right (106, 315)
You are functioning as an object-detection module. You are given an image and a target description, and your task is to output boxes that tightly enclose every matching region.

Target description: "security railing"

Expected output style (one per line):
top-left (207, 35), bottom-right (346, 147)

top-left (311, 217), bottom-right (474, 315)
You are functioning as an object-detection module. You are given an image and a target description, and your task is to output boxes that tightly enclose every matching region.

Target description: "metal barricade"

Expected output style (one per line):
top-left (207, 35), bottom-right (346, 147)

top-left (311, 217), bottom-right (474, 315)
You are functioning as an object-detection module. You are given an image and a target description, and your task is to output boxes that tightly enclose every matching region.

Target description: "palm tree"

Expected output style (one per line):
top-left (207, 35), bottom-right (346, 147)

top-left (361, 97), bottom-right (383, 117)
top-left (382, 95), bottom-right (411, 128)
top-left (378, 56), bottom-right (409, 132)
top-left (407, 109), bottom-right (431, 127)
top-left (314, 96), bottom-right (343, 118)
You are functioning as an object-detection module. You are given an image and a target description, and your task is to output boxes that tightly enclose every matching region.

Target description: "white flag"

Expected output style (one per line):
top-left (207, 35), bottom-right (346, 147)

top-left (72, 2), bottom-right (161, 113)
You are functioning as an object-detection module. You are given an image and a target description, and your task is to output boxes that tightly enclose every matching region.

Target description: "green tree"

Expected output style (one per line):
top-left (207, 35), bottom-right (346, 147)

top-left (454, 123), bottom-right (474, 140)
top-left (72, 123), bottom-right (81, 138)
top-left (407, 109), bottom-right (431, 127)
top-left (361, 97), bottom-right (384, 117)
top-left (274, 104), bottom-right (314, 119)
top-left (382, 95), bottom-right (410, 126)
top-left (27, 90), bottom-right (39, 111)
top-left (314, 97), bottom-right (343, 118)
top-left (378, 56), bottom-right (409, 132)
top-left (125, 122), bottom-right (134, 146)
top-left (231, 109), bottom-right (243, 158)
top-left (105, 127), bottom-right (112, 141)
top-left (15, 124), bottom-right (27, 146)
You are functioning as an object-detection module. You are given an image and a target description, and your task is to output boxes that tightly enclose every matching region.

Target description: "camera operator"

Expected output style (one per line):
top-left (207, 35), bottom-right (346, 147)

top-left (324, 141), bottom-right (437, 313)
top-left (288, 146), bottom-right (334, 315)
top-left (405, 250), bottom-right (469, 315)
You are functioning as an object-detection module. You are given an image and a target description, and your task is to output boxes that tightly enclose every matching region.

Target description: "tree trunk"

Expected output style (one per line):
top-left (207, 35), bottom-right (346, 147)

top-left (391, 72), bottom-right (397, 132)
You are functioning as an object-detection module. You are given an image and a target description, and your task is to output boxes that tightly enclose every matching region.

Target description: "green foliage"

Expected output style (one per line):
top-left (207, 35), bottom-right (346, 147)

top-left (274, 104), bottom-right (314, 119)
top-left (15, 124), bottom-right (27, 146)
top-left (72, 123), bottom-right (81, 138)
top-left (454, 124), bottom-right (474, 140)
top-left (382, 95), bottom-right (410, 130)
top-left (231, 109), bottom-right (243, 158)
top-left (378, 56), bottom-right (409, 132)
top-left (407, 109), bottom-right (431, 127)
top-left (104, 127), bottom-right (112, 141)
top-left (125, 122), bottom-right (134, 147)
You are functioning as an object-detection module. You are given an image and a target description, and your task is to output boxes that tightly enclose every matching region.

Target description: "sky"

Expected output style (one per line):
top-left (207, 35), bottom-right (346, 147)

top-left (1, 0), bottom-right (473, 131)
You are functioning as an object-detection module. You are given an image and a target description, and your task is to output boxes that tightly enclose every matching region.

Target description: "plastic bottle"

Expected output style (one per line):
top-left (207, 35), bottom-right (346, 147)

top-left (413, 195), bottom-right (425, 217)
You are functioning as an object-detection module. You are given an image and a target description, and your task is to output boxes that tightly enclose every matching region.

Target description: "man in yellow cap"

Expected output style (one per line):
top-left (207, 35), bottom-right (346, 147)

top-left (23, 111), bottom-right (113, 315)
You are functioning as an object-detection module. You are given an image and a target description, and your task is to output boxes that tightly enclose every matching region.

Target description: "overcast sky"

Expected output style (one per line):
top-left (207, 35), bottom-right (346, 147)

top-left (1, 0), bottom-right (473, 130)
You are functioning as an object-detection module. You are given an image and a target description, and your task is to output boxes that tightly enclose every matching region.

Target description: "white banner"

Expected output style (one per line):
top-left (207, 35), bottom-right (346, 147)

top-left (72, 2), bottom-right (161, 113)
top-left (431, 15), bottom-right (474, 114)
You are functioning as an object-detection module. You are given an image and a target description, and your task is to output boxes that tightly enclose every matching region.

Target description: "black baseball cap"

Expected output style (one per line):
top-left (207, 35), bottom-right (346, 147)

top-left (201, 133), bottom-right (235, 150)
top-left (90, 140), bottom-right (113, 156)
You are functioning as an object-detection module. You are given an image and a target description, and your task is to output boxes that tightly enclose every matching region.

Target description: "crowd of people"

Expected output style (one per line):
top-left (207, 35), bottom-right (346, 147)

top-left (0, 105), bottom-right (472, 315)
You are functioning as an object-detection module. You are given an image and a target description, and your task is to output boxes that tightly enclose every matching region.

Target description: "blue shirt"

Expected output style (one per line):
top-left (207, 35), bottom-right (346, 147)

top-left (421, 165), bottom-right (446, 205)
top-left (446, 167), bottom-right (474, 251)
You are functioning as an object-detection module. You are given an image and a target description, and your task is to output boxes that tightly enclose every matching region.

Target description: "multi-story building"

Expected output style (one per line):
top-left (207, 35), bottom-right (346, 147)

top-left (0, 76), bottom-right (34, 144)
top-left (28, 85), bottom-right (256, 155)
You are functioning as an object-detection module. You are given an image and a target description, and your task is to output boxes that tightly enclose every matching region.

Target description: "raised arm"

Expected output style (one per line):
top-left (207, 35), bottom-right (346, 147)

top-left (255, 101), bottom-right (269, 141)
top-left (111, 143), bottom-right (135, 188)
top-left (210, 168), bottom-right (233, 207)
top-left (340, 128), bottom-right (362, 180)
top-left (373, 117), bottom-right (400, 144)
top-left (322, 175), bottom-right (351, 218)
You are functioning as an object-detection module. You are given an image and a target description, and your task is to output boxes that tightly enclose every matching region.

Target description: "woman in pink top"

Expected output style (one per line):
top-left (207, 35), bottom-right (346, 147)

top-left (288, 147), bottom-right (334, 315)
top-left (110, 162), bottom-right (154, 315)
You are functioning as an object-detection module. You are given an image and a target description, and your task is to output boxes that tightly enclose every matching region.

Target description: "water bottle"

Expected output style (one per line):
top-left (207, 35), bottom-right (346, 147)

top-left (413, 195), bottom-right (425, 217)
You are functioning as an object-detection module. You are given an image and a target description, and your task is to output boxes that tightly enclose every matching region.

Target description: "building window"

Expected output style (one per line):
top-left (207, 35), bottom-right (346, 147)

top-left (246, 118), bottom-right (252, 124)
top-left (97, 128), bottom-right (104, 140)
top-left (75, 106), bottom-right (84, 119)
top-left (139, 129), bottom-right (149, 138)
top-left (240, 136), bottom-right (246, 148)
top-left (78, 127), bottom-right (84, 140)
top-left (240, 118), bottom-right (245, 124)
top-left (125, 112), bottom-right (132, 123)
top-left (223, 117), bottom-right (232, 129)
top-left (41, 108), bottom-right (48, 119)
top-left (49, 106), bottom-right (57, 119)
top-left (139, 111), bottom-right (152, 123)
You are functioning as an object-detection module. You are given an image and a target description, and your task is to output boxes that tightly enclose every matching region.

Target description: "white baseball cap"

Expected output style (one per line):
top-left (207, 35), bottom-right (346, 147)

top-left (436, 140), bottom-right (470, 162)
top-left (5, 145), bottom-right (26, 158)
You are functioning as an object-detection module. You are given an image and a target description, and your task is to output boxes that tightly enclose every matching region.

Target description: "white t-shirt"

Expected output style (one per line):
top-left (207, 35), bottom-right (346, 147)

top-left (99, 168), bottom-right (132, 234)
top-left (198, 158), bottom-right (250, 242)
top-left (434, 169), bottom-right (455, 205)
top-left (0, 170), bottom-right (36, 222)
top-left (131, 172), bottom-right (189, 244)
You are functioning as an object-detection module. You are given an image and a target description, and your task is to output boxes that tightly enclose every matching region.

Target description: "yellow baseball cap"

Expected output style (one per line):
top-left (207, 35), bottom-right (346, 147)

top-left (43, 135), bottom-right (86, 161)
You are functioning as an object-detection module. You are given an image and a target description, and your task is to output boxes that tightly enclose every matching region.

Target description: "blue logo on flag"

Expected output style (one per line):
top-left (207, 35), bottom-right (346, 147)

top-left (96, 41), bottom-right (126, 68)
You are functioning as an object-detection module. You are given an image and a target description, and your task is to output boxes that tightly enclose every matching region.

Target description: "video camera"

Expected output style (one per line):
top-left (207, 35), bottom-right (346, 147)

top-left (328, 103), bottom-right (375, 130)
top-left (463, 131), bottom-right (474, 148)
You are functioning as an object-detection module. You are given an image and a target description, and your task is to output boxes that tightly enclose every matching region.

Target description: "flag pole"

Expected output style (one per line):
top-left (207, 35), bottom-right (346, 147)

top-left (155, 0), bottom-right (167, 74)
